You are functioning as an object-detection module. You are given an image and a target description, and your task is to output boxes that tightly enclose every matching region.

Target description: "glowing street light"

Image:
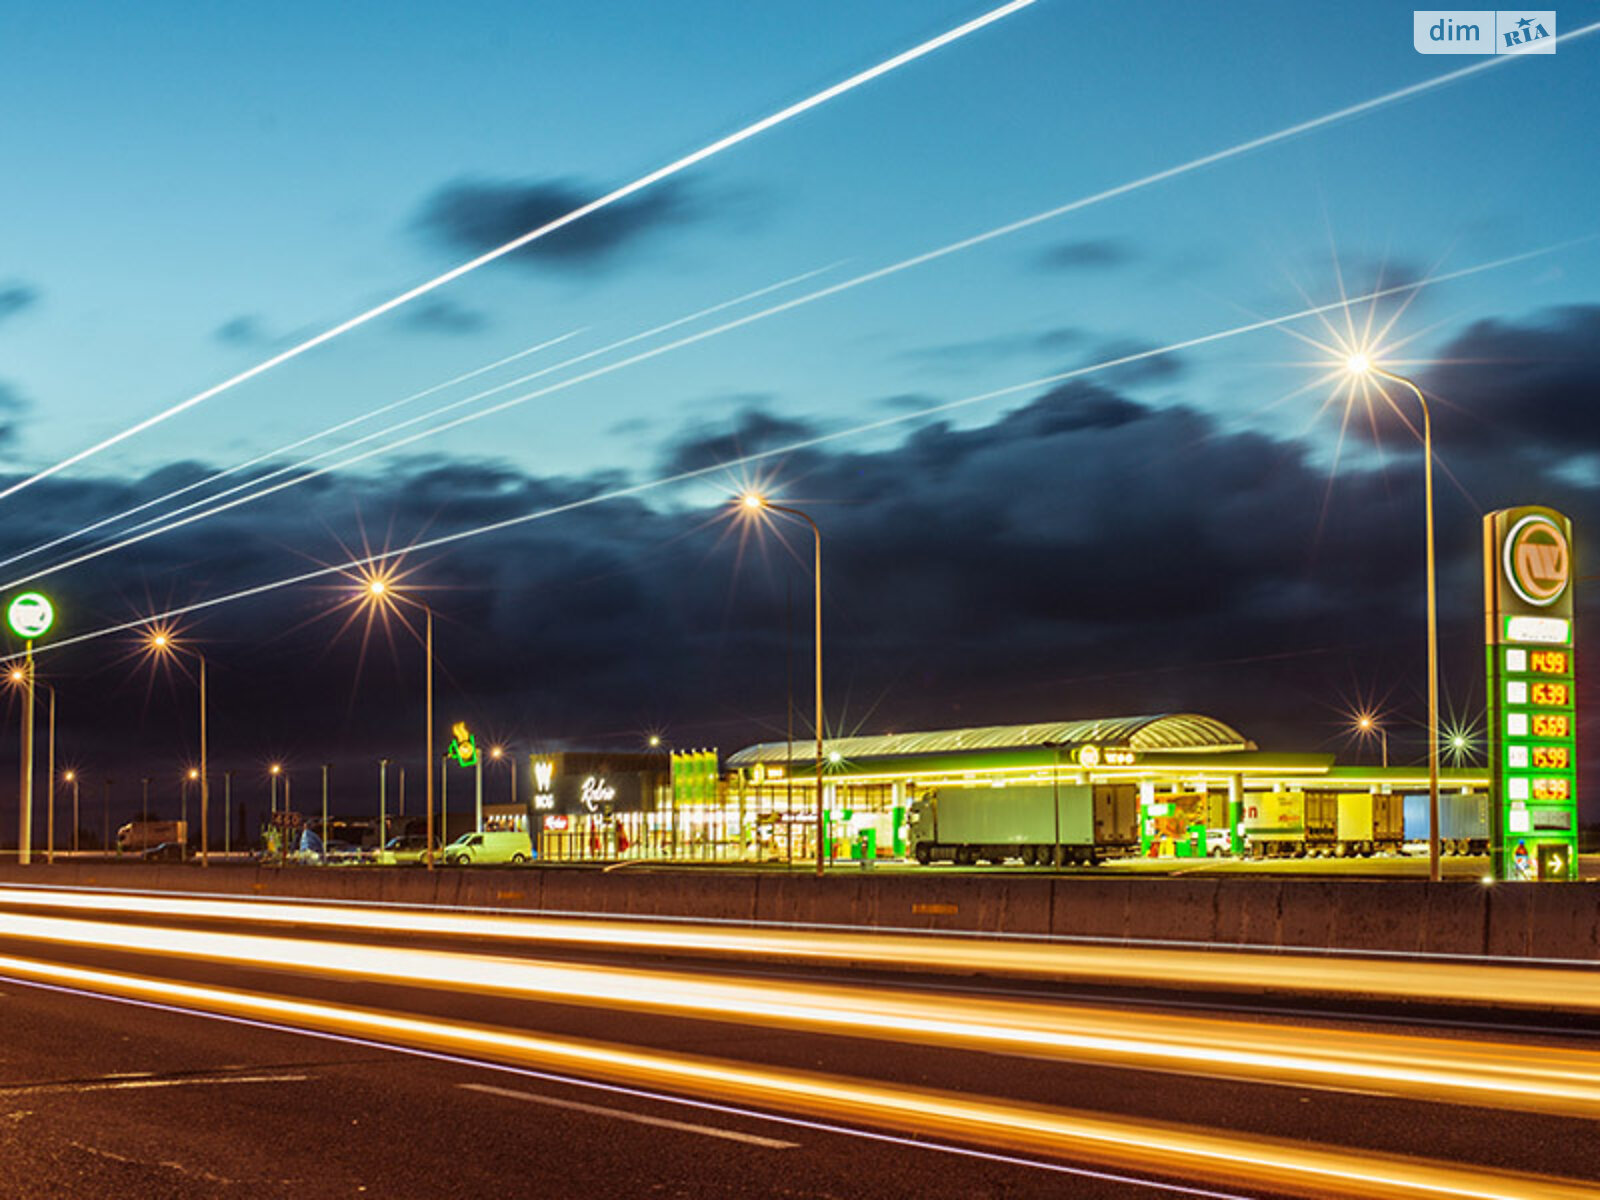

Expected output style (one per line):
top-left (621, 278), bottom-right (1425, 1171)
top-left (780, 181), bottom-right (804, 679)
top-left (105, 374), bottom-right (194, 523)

top-left (1352, 711), bottom-right (1389, 769)
top-left (346, 564), bottom-right (436, 869)
top-left (63, 769), bottom-right (79, 854)
top-left (1343, 353), bottom-right (1441, 882)
top-left (736, 490), bottom-right (828, 877)
top-left (144, 625), bottom-right (211, 866)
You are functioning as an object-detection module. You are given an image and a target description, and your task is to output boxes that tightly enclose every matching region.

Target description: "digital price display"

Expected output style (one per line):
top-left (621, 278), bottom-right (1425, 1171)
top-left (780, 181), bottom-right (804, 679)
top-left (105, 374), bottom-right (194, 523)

top-left (1530, 681), bottom-right (1571, 707)
top-left (1485, 506), bottom-right (1577, 882)
top-left (1532, 713), bottom-right (1571, 739)
top-left (1530, 650), bottom-right (1569, 674)
top-left (1532, 745), bottom-right (1570, 770)
top-left (1531, 777), bottom-right (1571, 802)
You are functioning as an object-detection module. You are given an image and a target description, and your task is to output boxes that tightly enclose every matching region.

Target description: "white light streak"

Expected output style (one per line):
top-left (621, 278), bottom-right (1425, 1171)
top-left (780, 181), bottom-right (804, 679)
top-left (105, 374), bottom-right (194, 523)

top-left (0, 263), bottom-right (839, 588)
top-left (0, 0), bottom-right (1037, 504)
top-left (7, 237), bottom-right (1587, 664)
top-left (0, 328), bottom-right (587, 574)
top-left (10, 19), bottom-right (1600, 583)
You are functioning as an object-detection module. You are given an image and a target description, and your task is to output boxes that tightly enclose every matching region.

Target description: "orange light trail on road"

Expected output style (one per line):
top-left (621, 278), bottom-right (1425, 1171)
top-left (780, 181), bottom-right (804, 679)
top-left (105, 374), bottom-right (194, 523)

top-left (0, 950), bottom-right (1594, 1200)
top-left (1, 885), bottom-right (1596, 1012)
top-left (2, 905), bottom-right (1600, 1119)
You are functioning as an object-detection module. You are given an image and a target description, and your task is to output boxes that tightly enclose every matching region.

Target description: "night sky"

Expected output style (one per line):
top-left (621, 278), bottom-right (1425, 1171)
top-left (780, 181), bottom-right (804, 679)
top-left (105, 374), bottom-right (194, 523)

top-left (1, 1), bottom-right (1597, 837)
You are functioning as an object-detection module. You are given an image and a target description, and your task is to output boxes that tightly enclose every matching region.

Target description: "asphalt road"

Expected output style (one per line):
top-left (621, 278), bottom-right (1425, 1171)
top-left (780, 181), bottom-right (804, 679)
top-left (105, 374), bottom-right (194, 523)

top-left (2, 889), bottom-right (1599, 1199)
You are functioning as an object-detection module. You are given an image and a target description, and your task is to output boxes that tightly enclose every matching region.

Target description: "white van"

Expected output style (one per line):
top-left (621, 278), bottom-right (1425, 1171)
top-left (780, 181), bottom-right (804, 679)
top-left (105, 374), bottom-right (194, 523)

top-left (442, 830), bottom-right (534, 866)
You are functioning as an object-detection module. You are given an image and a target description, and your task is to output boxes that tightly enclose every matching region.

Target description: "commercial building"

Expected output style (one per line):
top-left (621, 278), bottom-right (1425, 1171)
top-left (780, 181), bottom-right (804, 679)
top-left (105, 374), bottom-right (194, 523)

top-left (508, 713), bottom-right (1488, 864)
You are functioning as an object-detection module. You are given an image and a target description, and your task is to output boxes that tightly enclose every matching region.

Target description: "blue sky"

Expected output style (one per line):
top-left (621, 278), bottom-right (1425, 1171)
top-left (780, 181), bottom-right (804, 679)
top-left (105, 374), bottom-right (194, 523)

top-left (5, 0), bottom-right (1597, 492)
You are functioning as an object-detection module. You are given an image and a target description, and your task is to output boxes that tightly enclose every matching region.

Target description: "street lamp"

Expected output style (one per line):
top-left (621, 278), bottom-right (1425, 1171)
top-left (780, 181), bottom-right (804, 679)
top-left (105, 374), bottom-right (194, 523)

top-left (1354, 712), bottom-right (1389, 769)
top-left (1345, 356), bottom-right (1441, 882)
top-left (489, 744), bottom-right (517, 809)
top-left (737, 492), bottom-right (827, 878)
top-left (350, 568), bottom-right (435, 869)
top-left (145, 627), bottom-right (211, 867)
top-left (63, 769), bottom-right (79, 854)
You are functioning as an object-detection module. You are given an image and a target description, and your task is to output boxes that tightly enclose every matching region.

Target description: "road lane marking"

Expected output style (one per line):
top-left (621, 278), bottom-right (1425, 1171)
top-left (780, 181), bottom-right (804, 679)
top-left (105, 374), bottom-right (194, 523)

top-left (0, 1073), bottom-right (308, 1096)
top-left (5, 956), bottom-right (1598, 1200)
top-left (459, 1081), bottom-right (797, 1148)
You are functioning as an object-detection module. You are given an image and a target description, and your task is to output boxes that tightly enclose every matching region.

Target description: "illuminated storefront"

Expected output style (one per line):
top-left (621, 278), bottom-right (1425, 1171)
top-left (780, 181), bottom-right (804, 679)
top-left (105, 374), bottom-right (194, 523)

top-left (497, 715), bottom-right (1489, 865)
top-left (480, 751), bottom-right (670, 862)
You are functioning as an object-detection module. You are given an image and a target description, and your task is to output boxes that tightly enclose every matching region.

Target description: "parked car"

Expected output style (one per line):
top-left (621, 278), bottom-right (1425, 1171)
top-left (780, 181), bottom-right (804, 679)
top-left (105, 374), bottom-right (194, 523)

top-left (376, 834), bottom-right (438, 866)
top-left (442, 830), bottom-right (534, 866)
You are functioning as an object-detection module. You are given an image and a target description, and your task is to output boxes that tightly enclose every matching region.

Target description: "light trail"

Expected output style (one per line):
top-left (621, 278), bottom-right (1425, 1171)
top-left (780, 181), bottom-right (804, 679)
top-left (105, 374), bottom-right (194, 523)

top-left (7, 237), bottom-right (1588, 663)
top-left (10, 885), bottom-right (1600, 1009)
top-left (0, 264), bottom-right (839, 577)
top-left (0, 265), bottom-right (841, 592)
top-left (0, 951), bottom-right (1592, 1200)
top-left (12, 20), bottom-right (1600, 582)
top-left (0, 0), bottom-right (1036, 505)
top-left (0, 328), bottom-right (584, 574)
top-left (4, 979), bottom-right (1264, 1200)
top-left (10, 22), bottom-right (1600, 577)
top-left (3, 901), bottom-right (1600, 1117)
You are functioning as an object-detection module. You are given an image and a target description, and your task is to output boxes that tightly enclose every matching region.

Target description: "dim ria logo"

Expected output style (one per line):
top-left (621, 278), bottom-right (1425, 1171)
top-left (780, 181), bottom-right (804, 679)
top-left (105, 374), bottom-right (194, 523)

top-left (1414, 10), bottom-right (1555, 53)
top-left (1504, 515), bottom-right (1570, 607)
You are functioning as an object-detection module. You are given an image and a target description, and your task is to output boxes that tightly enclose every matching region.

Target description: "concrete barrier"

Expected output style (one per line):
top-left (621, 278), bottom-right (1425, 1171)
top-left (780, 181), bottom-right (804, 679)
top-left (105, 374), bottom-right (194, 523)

top-left (0, 862), bottom-right (1595, 958)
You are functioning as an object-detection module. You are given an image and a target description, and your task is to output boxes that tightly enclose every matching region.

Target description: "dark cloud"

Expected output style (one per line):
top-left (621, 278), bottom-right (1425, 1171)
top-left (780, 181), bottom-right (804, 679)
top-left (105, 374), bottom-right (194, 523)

top-left (0, 283), bottom-right (39, 324)
top-left (413, 176), bottom-right (702, 270)
top-left (0, 381), bottom-right (28, 450)
top-left (400, 297), bottom-right (489, 336)
top-left (898, 327), bottom-right (1086, 371)
top-left (657, 405), bottom-right (819, 476)
top-left (1034, 238), bottom-right (1136, 272)
top-left (1082, 338), bottom-right (1186, 386)
top-left (3, 325), bottom-right (1598, 846)
top-left (1408, 305), bottom-right (1600, 456)
top-left (214, 315), bottom-right (271, 347)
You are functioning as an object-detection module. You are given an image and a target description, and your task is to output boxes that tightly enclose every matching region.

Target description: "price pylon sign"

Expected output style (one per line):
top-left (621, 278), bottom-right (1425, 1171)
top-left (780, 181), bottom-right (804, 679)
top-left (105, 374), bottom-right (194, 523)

top-left (1484, 506), bottom-right (1577, 881)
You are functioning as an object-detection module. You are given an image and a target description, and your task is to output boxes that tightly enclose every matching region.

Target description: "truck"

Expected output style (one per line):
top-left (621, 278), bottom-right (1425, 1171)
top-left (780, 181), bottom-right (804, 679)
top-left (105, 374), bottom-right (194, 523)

top-left (908, 783), bottom-right (1137, 865)
top-left (1243, 791), bottom-right (1402, 857)
top-left (116, 819), bottom-right (188, 853)
top-left (1402, 792), bottom-right (1490, 855)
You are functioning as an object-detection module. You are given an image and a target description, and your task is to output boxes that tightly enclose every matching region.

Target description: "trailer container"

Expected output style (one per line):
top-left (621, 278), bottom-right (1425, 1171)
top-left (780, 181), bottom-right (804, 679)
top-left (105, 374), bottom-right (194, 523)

top-left (909, 783), bottom-right (1136, 865)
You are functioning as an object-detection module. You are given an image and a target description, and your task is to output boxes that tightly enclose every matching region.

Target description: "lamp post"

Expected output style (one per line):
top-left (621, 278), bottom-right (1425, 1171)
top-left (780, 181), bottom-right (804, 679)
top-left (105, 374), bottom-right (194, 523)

top-left (102, 778), bottom-right (112, 854)
top-left (1356, 714), bottom-right (1389, 769)
top-left (321, 763), bottom-right (331, 864)
top-left (146, 629), bottom-right (210, 866)
top-left (11, 662), bottom-right (33, 865)
top-left (223, 770), bottom-right (233, 856)
top-left (184, 767), bottom-right (198, 858)
top-left (349, 573), bottom-right (434, 868)
top-left (1345, 356), bottom-right (1440, 882)
top-left (64, 769), bottom-right (78, 855)
top-left (8, 591), bottom-right (56, 866)
top-left (379, 758), bottom-right (389, 850)
top-left (425, 603), bottom-right (435, 869)
top-left (738, 493), bottom-right (827, 878)
top-left (43, 683), bottom-right (55, 865)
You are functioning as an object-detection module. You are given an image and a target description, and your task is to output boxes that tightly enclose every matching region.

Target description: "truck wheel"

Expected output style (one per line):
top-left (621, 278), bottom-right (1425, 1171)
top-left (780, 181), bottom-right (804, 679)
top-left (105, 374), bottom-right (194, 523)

top-left (914, 845), bottom-right (932, 865)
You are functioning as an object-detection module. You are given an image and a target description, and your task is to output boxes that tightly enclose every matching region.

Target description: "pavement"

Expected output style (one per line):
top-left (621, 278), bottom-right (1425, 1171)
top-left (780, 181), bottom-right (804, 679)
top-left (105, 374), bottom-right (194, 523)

top-left (2, 886), bottom-right (1600, 1198)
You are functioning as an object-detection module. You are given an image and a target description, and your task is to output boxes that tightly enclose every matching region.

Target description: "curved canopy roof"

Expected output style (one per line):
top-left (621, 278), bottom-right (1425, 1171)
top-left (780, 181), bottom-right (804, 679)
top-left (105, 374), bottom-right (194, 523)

top-left (726, 713), bottom-right (1254, 767)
